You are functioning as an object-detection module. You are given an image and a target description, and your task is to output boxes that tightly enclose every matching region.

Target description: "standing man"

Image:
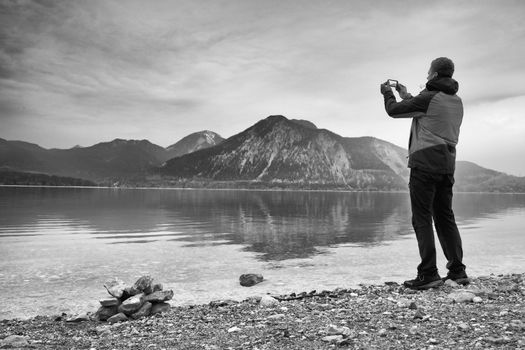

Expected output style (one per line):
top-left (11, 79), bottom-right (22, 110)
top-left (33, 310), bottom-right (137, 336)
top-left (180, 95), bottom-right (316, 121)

top-left (380, 57), bottom-right (468, 290)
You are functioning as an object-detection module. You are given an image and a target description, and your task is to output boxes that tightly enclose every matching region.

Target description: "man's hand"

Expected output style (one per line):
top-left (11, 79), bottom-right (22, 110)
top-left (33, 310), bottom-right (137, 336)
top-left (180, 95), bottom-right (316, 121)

top-left (396, 83), bottom-right (413, 100)
top-left (380, 81), bottom-right (391, 95)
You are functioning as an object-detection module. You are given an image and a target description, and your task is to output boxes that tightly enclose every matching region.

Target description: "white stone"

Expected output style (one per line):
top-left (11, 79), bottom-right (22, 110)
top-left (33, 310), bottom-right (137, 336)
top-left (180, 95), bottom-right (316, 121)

top-left (66, 312), bottom-right (89, 323)
top-left (322, 335), bottom-right (343, 343)
top-left (0, 335), bottom-right (29, 348)
top-left (118, 293), bottom-right (145, 315)
top-left (396, 299), bottom-right (411, 308)
top-left (472, 296), bottom-right (483, 303)
top-left (458, 322), bottom-right (469, 331)
top-left (267, 314), bottom-right (285, 321)
top-left (259, 295), bottom-right (279, 307)
top-left (448, 291), bottom-right (476, 303)
top-left (326, 324), bottom-right (351, 336)
top-left (99, 297), bottom-right (119, 307)
top-left (444, 279), bottom-right (460, 288)
top-left (103, 278), bottom-right (128, 298)
top-left (227, 326), bottom-right (241, 333)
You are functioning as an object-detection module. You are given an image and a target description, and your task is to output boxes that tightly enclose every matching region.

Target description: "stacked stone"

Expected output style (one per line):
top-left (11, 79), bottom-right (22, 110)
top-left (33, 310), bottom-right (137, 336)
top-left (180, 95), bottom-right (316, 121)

top-left (95, 275), bottom-right (173, 324)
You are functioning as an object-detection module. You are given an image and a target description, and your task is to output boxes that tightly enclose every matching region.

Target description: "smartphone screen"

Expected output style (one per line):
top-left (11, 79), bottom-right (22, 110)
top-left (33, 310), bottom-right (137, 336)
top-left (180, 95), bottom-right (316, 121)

top-left (388, 79), bottom-right (398, 88)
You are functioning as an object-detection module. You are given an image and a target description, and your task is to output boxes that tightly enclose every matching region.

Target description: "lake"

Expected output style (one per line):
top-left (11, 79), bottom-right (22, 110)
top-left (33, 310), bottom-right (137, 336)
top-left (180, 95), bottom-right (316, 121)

top-left (1, 187), bottom-right (524, 320)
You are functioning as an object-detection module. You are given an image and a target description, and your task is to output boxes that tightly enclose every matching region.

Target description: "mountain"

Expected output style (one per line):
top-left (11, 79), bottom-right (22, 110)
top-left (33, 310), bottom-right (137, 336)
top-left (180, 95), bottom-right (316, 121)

top-left (0, 131), bottom-right (225, 184)
top-left (454, 161), bottom-right (525, 192)
top-left (166, 131), bottom-right (224, 159)
top-left (0, 138), bottom-right (169, 183)
top-left (290, 119), bottom-right (317, 129)
top-left (2, 117), bottom-right (525, 192)
top-left (159, 115), bottom-right (410, 190)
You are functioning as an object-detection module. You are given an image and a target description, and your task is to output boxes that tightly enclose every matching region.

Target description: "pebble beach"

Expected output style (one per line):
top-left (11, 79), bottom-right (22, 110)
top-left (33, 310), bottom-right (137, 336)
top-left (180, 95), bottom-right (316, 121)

top-left (1, 273), bottom-right (524, 349)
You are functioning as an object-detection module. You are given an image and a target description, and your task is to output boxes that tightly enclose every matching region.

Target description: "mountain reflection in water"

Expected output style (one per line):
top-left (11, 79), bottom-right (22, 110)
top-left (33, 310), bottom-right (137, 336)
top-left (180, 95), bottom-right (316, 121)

top-left (2, 187), bottom-right (524, 261)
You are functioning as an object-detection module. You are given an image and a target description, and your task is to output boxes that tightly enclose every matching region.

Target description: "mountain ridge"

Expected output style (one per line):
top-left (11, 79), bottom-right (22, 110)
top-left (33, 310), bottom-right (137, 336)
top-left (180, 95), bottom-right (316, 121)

top-left (1, 117), bottom-right (524, 192)
top-left (157, 116), bottom-right (404, 190)
top-left (166, 130), bottom-right (224, 159)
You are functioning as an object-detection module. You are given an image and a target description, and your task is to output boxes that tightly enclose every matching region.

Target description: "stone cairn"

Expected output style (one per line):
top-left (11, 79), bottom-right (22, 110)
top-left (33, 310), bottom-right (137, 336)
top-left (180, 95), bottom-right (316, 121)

top-left (95, 275), bottom-right (173, 324)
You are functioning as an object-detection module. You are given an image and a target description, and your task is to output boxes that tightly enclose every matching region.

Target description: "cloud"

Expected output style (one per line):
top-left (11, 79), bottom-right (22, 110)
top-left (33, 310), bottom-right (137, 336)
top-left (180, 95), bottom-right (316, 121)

top-left (1, 0), bottom-right (525, 174)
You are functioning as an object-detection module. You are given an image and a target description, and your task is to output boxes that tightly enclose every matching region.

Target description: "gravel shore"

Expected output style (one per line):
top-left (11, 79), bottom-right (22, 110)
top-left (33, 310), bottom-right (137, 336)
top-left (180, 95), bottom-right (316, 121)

top-left (1, 273), bottom-right (524, 349)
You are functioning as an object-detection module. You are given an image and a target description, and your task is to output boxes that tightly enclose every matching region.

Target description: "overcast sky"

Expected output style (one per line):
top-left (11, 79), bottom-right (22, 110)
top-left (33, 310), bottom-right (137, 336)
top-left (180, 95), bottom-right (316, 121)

top-left (1, 0), bottom-right (525, 175)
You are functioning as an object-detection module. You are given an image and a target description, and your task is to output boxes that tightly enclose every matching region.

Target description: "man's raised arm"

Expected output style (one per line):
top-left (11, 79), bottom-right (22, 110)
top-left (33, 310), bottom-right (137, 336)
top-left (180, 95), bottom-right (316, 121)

top-left (380, 82), bottom-right (431, 118)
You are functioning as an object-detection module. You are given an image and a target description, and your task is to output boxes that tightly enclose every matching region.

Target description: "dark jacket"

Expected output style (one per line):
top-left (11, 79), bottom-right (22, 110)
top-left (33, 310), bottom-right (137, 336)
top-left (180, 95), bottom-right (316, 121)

top-left (382, 76), bottom-right (463, 174)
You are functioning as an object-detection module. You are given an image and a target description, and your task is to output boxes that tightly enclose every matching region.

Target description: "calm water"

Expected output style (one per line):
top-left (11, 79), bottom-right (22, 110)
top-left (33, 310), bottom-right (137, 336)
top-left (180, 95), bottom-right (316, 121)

top-left (1, 187), bottom-right (524, 319)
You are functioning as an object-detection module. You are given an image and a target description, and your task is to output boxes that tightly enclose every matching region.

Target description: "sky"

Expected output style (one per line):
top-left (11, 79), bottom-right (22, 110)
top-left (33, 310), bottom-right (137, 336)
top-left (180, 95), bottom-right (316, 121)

top-left (1, 0), bottom-right (525, 175)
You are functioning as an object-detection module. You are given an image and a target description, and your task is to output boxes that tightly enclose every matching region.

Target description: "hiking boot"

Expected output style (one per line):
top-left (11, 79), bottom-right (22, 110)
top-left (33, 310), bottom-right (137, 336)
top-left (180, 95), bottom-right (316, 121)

top-left (403, 274), bottom-right (443, 290)
top-left (443, 271), bottom-right (470, 285)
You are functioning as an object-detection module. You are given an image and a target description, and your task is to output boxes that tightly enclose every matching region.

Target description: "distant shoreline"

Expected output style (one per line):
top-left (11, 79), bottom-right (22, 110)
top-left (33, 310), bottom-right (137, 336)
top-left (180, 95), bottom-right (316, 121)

top-left (2, 184), bottom-right (525, 195)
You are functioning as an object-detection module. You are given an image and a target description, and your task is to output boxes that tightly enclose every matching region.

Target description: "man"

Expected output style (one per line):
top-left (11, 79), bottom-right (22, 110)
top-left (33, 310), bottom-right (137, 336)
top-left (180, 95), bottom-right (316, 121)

top-left (380, 57), bottom-right (468, 290)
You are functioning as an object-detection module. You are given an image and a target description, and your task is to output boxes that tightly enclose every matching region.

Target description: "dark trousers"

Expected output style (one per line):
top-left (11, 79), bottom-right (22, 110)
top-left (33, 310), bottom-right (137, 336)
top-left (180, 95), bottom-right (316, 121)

top-left (409, 168), bottom-right (466, 276)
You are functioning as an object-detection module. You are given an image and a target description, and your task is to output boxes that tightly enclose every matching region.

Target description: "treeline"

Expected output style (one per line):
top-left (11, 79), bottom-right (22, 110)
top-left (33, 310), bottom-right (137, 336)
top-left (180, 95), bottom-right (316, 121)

top-left (0, 169), bottom-right (97, 187)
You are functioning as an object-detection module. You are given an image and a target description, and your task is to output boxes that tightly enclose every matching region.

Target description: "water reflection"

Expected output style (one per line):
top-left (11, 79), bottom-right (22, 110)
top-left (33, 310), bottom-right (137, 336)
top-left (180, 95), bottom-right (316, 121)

top-left (1, 187), bottom-right (524, 261)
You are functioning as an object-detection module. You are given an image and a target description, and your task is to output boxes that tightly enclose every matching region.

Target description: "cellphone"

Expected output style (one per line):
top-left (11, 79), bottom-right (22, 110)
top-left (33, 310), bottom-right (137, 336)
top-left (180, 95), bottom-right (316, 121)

top-left (388, 79), bottom-right (398, 88)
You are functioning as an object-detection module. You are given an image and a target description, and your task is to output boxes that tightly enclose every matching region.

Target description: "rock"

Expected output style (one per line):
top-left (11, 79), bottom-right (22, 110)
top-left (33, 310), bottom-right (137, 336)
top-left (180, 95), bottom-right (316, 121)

top-left (259, 295), bottom-right (279, 307)
top-left (448, 291), bottom-right (476, 303)
top-left (0, 335), bottom-right (30, 348)
top-left (326, 324), bottom-right (351, 336)
top-left (104, 278), bottom-right (128, 299)
top-left (472, 296), bottom-right (483, 303)
top-left (396, 299), bottom-right (411, 308)
top-left (144, 290), bottom-right (174, 303)
top-left (99, 297), bottom-right (120, 307)
top-left (466, 286), bottom-right (492, 296)
top-left (227, 326), bottom-right (241, 333)
top-left (239, 274), bottom-right (264, 287)
top-left (496, 284), bottom-right (520, 293)
top-left (209, 300), bottom-right (238, 308)
top-left (131, 275), bottom-right (154, 295)
top-left (151, 302), bottom-right (171, 315)
top-left (378, 328), bottom-right (387, 337)
top-left (267, 314), bottom-right (285, 321)
top-left (409, 302), bottom-right (418, 310)
top-left (458, 322), bottom-right (469, 331)
top-left (245, 296), bottom-right (262, 304)
top-left (413, 310), bottom-right (425, 320)
top-left (152, 283), bottom-right (163, 293)
top-left (486, 336), bottom-right (507, 344)
top-left (131, 301), bottom-right (152, 320)
top-left (107, 312), bottom-right (128, 324)
top-left (444, 279), bottom-right (460, 288)
top-left (66, 312), bottom-right (89, 323)
top-left (122, 286), bottom-right (136, 298)
top-left (409, 326), bottom-right (419, 335)
top-left (429, 338), bottom-right (439, 344)
top-left (95, 305), bottom-right (118, 321)
top-left (322, 335), bottom-right (343, 344)
top-left (337, 338), bottom-right (353, 346)
top-left (509, 319), bottom-right (524, 330)
top-left (118, 293), bottom-right (145, 315)
top-left (96, 325), bottom-right (111, 337)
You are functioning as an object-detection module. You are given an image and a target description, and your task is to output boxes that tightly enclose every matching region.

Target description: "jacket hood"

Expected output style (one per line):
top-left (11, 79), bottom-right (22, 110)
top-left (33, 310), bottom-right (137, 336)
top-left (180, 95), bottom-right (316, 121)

top-left (426, 76), bottom-right (459, 95)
